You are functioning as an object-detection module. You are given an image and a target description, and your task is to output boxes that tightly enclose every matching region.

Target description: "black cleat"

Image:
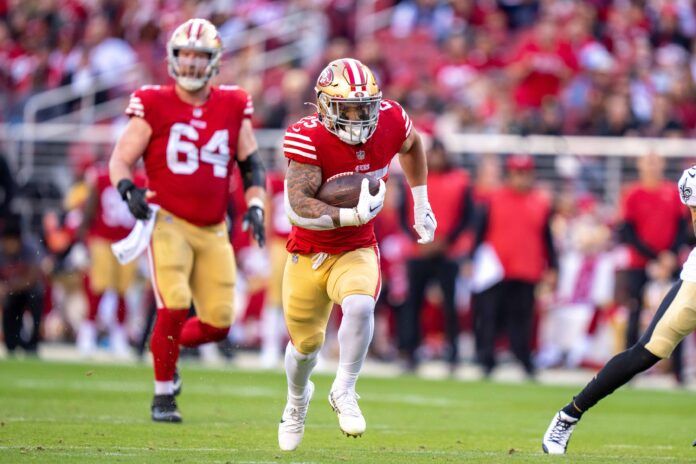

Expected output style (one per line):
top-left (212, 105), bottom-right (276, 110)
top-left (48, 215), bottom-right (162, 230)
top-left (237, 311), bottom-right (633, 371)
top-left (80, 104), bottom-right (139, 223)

top-left (173, 368), bottom-right (182, 397)
top-left (151, 394), bottom-right (182, 423)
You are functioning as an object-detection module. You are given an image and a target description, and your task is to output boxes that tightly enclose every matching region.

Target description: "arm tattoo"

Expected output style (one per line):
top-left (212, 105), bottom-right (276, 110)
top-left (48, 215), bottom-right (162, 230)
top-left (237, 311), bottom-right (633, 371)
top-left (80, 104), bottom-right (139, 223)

top-left (286, 161), bottom-right (341, 227)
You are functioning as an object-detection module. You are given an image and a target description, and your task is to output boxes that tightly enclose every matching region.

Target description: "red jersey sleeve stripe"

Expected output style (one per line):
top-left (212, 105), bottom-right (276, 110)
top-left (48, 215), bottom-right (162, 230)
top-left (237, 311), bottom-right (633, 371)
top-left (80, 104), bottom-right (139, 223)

top-left (284, 132), bottom-right (313, 142)
top-left (284, 140), bottom-right (316, 151)
top-left (284, 147), bottom-right (317, 160)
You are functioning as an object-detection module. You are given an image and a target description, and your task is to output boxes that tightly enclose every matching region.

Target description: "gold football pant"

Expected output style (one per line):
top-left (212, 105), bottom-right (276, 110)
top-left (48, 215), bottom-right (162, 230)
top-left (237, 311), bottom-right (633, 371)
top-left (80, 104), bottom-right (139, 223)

top-left (643, 280), bottom-right (696, 358)
top-left (282, 247), bottom-right (381, 354)
top-left (89, 238), bottom-right (137, 295)
top-left (147, 209), bottom-right (236, 328)
top-left (266, 238), bottom-right (288, 308)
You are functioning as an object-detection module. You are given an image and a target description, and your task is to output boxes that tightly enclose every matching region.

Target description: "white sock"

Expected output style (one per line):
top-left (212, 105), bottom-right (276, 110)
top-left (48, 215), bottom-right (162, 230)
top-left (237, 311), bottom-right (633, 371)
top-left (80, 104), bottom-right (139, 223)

top-left (77, 321), bottom-right (96, 356)
top-left (284, 341), bottom-right (318, 405)
top-left (155, 381), bottom-right (173, 395)
top-left (109, 324), bottom-right (129, 357)
top-left (332, 294), bottom-right (375, 392)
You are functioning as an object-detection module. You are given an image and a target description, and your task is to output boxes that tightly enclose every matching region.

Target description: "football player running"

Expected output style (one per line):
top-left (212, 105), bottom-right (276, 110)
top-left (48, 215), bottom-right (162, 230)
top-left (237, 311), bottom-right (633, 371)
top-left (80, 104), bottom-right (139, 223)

top-left (109, 18), bottom-right (266, 423)
top-left (277, 58), bottom-right (437, 451)
top-left (542, 165), bottom-right (696, 454)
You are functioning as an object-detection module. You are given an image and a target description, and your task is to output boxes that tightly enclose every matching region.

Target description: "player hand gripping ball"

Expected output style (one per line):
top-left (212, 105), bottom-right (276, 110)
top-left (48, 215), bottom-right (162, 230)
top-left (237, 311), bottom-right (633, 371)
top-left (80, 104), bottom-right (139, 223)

top-left (340, 178), bottom-right (386, 226)
top-left (411, 185), bottom-right (437, 244)
top-left (243, 198), bottom-right (266, 247)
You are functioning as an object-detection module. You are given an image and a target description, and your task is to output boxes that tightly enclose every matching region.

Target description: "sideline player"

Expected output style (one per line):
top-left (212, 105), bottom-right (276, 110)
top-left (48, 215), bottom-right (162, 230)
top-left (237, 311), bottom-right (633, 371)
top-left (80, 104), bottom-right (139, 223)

top-left (109, 18), bottom-right (266, 423)
top-left (76, 164), bottom-right (145, 358)
top-left (542, 165), bottom-right (696, 454)
top-left (277, 58), bottom-right (437, 450)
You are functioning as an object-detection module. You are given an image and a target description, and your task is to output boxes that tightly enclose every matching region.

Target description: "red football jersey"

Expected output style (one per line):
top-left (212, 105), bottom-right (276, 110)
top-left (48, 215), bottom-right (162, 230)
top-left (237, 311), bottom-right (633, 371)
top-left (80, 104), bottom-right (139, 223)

top-left (268, 171), bottom-right (291, 239)
top-left (283, 99), bottom-right (412, 254)
top-left (87, 167), bottom-right (146, 242)
top-left (125, 84), bottom-right (253, 226)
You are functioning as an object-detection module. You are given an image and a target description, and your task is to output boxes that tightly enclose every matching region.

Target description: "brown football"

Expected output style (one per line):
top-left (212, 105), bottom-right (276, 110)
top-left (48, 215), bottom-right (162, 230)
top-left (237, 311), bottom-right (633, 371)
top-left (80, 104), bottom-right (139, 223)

top-left (315, 172), bottom-right (380, 208)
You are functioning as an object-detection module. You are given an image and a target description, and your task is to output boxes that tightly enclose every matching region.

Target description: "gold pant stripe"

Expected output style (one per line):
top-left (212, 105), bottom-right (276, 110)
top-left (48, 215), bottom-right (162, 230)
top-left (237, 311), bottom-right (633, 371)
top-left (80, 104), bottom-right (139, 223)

top-left (644, 281), bottom-right (696, 358)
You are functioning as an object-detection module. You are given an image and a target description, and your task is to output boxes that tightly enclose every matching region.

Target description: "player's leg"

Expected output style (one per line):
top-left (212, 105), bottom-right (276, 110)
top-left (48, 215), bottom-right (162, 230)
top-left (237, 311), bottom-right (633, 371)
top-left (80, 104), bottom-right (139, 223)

top-left (472, 282), bottom-right (504, 376)
top-left (147, 213), bottom-right (194, 422)
top-left (543, 280), bottom-right (696, 454)
top-left (112, 258), bottom-right (137, 358)
top-left (436, 257), bottom-right (460, 369)
top-left (261, 238), bottom-right (288, 368)
top-left (185, 221), bottom-right (236, 347)
top-left (279, 252), bottom-right (333, 451)
top-left (326, 247), bottom-right (381, 438)
top-left (399, 257), bottom-right (430, 371)
top-left (77, 240), bottom-right (111, 356)
top-left (505, 280), bottom-right (536, 377)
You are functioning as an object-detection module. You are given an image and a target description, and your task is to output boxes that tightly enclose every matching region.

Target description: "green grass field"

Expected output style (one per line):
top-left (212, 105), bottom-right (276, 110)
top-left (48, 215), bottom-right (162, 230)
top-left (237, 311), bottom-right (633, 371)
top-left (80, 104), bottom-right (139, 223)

top-left (0, 358), bottom-right (693, 463)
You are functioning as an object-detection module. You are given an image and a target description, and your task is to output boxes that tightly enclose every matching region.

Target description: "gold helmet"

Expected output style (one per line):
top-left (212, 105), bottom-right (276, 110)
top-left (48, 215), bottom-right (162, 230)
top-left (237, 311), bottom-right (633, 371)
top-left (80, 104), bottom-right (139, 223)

top-left (315, 58), bottom-right (382, 145)
top-left (167, 18), bottom-right (222, 91)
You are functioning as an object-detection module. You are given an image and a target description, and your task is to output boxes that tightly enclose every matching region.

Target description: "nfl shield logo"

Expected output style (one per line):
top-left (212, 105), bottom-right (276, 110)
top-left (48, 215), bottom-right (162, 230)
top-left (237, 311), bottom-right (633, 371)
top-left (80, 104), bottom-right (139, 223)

top-left (356, 150), bottom-right (366, 161)
top-left (193, 108), bottom-right (203, 118)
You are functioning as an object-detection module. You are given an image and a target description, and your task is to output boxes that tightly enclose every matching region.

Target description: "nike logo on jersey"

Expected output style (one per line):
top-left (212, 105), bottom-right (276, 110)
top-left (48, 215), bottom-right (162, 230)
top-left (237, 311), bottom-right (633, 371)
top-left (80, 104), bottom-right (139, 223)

top-left (370, 205), bottom-right (380, 213)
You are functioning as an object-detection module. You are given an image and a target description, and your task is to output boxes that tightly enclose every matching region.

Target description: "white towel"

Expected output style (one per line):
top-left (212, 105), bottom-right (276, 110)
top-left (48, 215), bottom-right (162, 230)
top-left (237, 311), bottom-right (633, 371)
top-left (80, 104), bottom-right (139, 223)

top-left (111, 205), bottom-right (160, 264)
top-left (471, 242), bottom-right (504, 293)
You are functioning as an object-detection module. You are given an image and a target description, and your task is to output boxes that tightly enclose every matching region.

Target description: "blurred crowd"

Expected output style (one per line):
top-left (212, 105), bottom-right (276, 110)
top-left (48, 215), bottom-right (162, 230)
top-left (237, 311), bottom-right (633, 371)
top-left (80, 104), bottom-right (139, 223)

top-left (1, 0), bottom-right (696, 381)
top-left (1, 0), bottom-right (696, 137)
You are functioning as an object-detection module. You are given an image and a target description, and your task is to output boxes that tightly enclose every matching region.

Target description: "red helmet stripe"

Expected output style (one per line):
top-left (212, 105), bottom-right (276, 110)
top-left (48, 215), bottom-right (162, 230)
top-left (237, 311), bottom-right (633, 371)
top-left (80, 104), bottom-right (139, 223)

top-left (186, 21), bottom-right (194, 38)
top-left (343, 59), bottom-right (357, 85)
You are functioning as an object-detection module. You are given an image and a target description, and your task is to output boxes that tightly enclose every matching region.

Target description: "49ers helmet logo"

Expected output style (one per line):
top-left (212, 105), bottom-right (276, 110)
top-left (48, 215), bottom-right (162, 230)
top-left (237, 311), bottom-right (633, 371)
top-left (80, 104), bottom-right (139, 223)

top-left (317, 68), bottom-right (334, 87)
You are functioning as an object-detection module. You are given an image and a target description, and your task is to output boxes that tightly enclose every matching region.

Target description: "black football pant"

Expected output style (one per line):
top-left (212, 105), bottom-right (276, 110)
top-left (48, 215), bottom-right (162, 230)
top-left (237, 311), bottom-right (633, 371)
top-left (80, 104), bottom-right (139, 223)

top-left (473, 279), bottom-right (536, 375)
top-left (2, 287), bottom-right (43, 353)
top-left (399, 255), bottom-right (459, 364)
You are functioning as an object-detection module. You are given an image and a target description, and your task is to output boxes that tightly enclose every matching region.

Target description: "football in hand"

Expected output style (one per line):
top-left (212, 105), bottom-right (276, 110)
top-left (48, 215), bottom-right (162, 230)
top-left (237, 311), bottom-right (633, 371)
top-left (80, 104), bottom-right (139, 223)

top-left (315, 172), bottom-right (380, 208)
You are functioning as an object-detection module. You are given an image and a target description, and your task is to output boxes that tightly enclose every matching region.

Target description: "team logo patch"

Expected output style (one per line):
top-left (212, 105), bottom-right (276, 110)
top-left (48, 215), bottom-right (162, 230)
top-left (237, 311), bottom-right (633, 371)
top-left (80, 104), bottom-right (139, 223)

top-left (356, 150), bottom-right (365, 161)
top-left (292, 254), bottom-right (299, 264)
top-left (317, 68), bottom-right (333, 87)
top-left (680, 180), bottom-right (692, 203)
top-left (193, 108), bottom-right (202, 118)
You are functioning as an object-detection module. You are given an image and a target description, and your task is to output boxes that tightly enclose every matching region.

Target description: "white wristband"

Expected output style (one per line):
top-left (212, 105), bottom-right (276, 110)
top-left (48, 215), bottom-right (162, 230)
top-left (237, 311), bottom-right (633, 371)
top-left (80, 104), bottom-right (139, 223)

top-left (248, 197), bottom-right (264, 210)
top-left (411, 185), bottom-right (428, 208)
top-left (339, 207), bottom-right (360, 227)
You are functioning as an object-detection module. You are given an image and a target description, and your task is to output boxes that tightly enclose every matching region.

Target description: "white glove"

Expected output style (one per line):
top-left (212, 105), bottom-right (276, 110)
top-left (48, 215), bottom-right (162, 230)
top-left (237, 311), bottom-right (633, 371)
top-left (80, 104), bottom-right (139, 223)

top-left (678, 166), bottom-right (696, 207)
top-left (339, 178), bottom-right (386, 226)
top-left (412, 185), bottom-right (437, 244)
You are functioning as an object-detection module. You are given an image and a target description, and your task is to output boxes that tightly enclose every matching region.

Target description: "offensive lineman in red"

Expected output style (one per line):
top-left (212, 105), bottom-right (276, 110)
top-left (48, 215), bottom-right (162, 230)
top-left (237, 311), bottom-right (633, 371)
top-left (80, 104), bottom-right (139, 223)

top-left (277, 58), bottom-right (437, 450)
top-left (109, 19), bottom-right (266, 423)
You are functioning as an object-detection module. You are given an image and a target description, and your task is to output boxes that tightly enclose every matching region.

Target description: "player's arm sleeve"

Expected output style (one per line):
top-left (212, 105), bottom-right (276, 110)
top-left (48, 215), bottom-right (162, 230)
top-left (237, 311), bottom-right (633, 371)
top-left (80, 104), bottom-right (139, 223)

top-left (389, 100), bottom-right (413, 145)
top-left (125, 88), bottom-right (157, 128)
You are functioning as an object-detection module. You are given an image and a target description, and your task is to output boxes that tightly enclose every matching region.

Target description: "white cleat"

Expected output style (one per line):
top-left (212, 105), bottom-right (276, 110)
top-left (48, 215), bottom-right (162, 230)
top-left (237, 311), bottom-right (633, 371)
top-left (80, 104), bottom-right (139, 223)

top-left (542, 411), bottom-right (579, 454)
top-left (278, 381), bottom-right (314, 451)
top-left (328, 389), bottom-right (366, 437)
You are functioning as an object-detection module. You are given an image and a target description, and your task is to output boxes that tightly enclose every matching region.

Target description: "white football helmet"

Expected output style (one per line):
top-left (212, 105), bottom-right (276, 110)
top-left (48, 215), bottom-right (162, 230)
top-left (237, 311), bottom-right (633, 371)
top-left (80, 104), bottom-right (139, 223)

top-left (167, 18), bottom-right (222, 92)
top-left (315, 58), bottom-right (382, 145)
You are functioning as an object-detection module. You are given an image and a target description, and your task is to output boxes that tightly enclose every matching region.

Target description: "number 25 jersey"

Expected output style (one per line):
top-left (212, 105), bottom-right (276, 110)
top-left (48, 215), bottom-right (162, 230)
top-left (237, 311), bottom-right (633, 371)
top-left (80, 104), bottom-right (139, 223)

top-left (126, 84), bottom-right (253, 226)
top-left (283, 99), bottom-right (413, 254)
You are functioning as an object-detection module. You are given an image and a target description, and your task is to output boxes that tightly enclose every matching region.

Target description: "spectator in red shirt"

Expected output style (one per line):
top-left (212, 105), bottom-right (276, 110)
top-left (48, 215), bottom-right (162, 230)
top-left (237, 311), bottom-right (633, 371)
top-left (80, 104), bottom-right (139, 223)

top-left (507, 17), bottom-right (578, 110)
top-left (399, 140), bottom-right (473, 371)
top-left (470, 154), bottom-right (558, 378)
top-left (618, 151), bottom-right (687, 348)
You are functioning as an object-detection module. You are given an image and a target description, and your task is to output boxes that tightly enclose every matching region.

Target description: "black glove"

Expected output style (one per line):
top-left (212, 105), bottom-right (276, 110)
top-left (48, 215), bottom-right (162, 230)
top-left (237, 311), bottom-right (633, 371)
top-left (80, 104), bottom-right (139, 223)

top-left (117, 179), bottom-right (151, 220)
top-left (242, 205), bottom-right (265, 248)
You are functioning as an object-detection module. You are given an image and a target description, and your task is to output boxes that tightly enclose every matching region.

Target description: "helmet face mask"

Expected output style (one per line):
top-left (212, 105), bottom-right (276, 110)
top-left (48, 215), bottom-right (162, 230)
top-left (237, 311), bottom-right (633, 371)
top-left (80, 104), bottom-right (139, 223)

top-left (315, 58), bottom-right (382, 145)
top-left (167, 19), bottom-right (222, 92)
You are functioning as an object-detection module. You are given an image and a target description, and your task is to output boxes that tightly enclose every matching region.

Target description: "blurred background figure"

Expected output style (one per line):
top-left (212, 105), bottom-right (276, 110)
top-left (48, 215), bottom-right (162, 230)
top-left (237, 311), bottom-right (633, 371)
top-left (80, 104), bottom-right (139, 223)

top-left (470, 154), bottom-right (557, 379)
top-left (398, 140), bottom-right (473, 372)
top-left (76, 164), bottom-right (144, 358)
top-left (617, 152), bottom-right (686, 350)
top-left (0, 153), bottom-right (15, 223)
top-left (259, 161), bottom-right (290, 369)
top-left (0, 215), bottom-right (44, 355)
